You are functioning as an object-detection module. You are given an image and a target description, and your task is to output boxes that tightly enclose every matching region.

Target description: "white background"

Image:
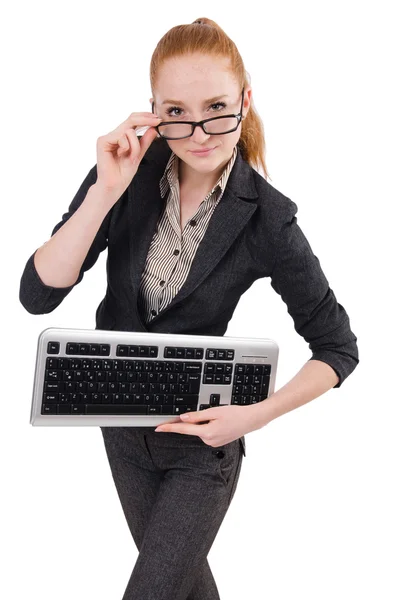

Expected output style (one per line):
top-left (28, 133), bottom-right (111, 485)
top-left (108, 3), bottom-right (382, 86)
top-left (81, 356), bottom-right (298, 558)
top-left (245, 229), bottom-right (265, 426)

top-left (2, 1), bottom-right (396, 599)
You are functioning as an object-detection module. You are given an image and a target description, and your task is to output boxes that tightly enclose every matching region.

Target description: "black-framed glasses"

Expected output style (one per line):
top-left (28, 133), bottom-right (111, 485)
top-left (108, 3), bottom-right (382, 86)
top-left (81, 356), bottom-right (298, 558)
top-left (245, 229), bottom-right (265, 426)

top-left (151, 87), bottom-right (245, 140)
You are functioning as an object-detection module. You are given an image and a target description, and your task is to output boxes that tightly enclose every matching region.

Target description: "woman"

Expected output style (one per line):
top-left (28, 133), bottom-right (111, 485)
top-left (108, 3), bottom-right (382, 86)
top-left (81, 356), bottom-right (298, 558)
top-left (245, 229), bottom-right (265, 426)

top-left (19, 17), bottom-right (359, 600)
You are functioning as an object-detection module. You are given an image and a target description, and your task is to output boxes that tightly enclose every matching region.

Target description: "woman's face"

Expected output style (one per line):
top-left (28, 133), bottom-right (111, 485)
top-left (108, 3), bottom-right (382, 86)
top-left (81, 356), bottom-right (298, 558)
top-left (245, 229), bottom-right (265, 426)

top-left (150, 53), bottom-right (251, 176)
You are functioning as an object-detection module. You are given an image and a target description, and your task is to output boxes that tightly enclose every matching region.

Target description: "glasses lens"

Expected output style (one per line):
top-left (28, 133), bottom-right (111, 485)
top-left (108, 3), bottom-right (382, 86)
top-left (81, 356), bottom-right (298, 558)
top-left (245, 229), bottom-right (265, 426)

top-left (204, 117), bottom-right (239, 134)
top-left (158, 117), bottom-right (239, 139)
top-left (158, 123), bottom-right (192, 139)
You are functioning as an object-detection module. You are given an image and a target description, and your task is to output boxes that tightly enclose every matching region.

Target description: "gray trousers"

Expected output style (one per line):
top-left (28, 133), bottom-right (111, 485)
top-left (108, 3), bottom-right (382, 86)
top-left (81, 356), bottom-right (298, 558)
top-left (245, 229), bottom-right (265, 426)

top-left (100, 426), bottom-right (245, 600)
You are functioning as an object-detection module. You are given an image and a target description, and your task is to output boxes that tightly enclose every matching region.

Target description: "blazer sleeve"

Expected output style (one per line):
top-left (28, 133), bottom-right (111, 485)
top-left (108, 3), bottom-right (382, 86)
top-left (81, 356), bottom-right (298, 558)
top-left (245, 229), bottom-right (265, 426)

top-left (269, 198), bottom-right (359, 388)
top-left (19, 164), bottom-right (113, 315)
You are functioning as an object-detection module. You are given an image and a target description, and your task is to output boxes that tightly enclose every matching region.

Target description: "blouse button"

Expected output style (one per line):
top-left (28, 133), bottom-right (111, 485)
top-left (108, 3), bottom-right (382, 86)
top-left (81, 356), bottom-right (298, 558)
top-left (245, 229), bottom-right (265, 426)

top-left (190, 220), bottom-right (197, 226)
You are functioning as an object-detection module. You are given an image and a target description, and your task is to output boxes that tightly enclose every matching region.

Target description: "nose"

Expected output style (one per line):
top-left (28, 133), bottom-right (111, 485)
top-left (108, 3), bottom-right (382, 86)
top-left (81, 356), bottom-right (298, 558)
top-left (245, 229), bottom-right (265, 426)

top-left (191, 123), bottom-right (211, 143)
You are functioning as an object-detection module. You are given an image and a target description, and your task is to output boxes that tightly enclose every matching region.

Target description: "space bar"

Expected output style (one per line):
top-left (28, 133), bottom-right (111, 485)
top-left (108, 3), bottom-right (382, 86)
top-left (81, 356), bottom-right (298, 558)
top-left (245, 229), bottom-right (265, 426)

top-left (86, 404), bottom-right (148, 414)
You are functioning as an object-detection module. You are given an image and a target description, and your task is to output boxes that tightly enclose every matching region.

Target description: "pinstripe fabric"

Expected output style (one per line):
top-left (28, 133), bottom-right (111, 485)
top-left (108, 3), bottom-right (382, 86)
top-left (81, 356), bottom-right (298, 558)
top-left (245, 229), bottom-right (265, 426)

top-left (137, 145), bottom-right (238, 326)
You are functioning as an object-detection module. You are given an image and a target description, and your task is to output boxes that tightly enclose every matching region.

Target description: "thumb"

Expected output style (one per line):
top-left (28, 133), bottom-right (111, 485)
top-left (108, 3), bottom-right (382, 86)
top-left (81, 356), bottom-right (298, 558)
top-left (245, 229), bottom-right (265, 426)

top-left (137, 126), bottom-right (159, 159)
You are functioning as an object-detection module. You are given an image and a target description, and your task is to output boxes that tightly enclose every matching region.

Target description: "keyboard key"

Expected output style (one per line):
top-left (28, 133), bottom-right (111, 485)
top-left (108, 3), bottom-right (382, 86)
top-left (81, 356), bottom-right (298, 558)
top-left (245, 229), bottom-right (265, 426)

top-left (47, 342), bottom-right (60, 354)
top-left (41, 404), bottom-right (57, 414)
top-left (86, 404), bottom-right (148, 415)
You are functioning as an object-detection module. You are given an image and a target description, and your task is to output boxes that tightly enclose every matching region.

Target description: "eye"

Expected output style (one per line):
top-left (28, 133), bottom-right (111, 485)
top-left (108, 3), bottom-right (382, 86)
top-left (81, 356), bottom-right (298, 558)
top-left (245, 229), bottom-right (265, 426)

top-left (165, 101), bottom-right (227, 118)
top-left (165, 106), bottom-right (182, 117)
top-left (209, 101), bottom-right (227, 112)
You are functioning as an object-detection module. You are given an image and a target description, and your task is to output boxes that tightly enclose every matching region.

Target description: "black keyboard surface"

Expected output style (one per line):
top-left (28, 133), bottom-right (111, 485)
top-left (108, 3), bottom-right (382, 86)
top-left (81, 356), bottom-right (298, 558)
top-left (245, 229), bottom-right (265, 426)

top-left (41, 339), bottom-right (272, 416)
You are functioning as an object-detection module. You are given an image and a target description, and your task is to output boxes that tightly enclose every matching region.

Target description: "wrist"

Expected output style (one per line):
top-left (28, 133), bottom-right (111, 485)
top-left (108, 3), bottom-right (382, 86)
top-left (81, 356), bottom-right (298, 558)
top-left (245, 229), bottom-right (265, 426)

top-left (86, 183), bottom-right (120, 212)
top-left (247, 401), bottom-right (273, 430)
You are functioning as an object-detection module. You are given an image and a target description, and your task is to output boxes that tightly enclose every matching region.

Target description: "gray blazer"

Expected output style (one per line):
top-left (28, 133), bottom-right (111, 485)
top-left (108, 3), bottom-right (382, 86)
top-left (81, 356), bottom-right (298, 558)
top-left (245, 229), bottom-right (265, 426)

top-left (20, 137), bottom-right (359, 448)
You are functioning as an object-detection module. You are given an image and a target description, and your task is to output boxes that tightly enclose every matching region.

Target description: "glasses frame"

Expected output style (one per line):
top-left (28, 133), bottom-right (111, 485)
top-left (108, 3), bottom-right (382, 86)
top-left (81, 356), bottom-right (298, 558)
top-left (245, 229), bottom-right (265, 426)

top-left (151, 87), bottom-right (245, 140)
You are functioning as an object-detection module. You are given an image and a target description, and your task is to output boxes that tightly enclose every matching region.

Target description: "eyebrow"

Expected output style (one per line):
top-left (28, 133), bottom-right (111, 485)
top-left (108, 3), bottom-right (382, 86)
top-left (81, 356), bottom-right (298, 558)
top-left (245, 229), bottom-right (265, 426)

top-left (161, 94), bottom-right (230, 106)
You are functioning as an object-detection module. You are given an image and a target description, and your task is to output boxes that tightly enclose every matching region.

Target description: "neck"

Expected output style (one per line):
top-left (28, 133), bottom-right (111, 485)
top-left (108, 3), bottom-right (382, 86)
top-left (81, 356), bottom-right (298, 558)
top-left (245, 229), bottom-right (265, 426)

top-left (178, 153), bottom-right (230, 191)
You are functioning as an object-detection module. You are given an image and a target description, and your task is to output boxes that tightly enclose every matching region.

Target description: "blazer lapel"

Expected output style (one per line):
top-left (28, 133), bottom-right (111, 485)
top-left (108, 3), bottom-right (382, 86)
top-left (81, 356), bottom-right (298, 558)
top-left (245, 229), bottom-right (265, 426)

top-left (128, 139), bottom-right (259, 330)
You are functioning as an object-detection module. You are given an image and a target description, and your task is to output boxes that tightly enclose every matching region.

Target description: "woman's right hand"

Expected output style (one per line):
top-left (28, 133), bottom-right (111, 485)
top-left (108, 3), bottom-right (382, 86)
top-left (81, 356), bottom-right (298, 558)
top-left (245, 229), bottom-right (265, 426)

top-left (95, 112), bottom-right (162, 204)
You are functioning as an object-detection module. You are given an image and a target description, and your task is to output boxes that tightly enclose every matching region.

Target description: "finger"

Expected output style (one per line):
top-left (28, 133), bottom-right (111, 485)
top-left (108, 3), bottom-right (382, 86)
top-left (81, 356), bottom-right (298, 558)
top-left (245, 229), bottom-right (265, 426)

top-left (180, 410), bottom-right (211, 422)
top-left (155, 423), bottom-right (183, 432)
top-left (116, 134), bottom-right (129, 155)
top-left (102, 115), bottom-right (161, 149)
top-left (135, 125), bottom-right (159, 158)
top-left (155, 423), bottom-right (207, 436)
top-left (123, 113), bottom-right (161, 129)
top-left (124, 128), bottom-right (140, 158)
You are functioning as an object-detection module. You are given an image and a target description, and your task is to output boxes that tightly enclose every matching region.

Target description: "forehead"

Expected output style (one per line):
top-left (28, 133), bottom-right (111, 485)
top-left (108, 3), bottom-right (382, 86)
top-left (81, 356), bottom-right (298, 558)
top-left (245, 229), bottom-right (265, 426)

top-left (154, 55), bottom-right (237, 106)
top-left (161, 93), bottom-right (231, 106)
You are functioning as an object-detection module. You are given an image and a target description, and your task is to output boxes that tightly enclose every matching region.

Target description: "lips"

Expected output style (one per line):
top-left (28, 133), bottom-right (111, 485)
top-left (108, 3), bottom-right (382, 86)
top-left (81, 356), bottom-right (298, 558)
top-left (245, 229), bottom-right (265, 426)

top-left (190, 147), bottom-right (216, 155)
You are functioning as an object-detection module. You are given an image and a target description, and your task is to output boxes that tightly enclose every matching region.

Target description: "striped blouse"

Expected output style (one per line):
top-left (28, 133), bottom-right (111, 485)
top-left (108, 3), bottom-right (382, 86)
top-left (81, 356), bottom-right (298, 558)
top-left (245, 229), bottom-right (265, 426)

top-left (137, 145), bottom-right (238, 326)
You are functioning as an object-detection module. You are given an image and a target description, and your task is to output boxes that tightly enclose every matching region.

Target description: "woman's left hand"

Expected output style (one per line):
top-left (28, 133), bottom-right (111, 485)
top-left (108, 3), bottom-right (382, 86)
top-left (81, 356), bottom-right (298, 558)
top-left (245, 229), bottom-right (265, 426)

top-left (154, 404), bottom-right (264, 447)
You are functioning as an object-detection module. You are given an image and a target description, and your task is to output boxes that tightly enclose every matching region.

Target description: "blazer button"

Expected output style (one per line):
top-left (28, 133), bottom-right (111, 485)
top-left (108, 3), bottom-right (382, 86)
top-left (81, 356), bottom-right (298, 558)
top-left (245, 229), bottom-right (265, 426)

top-left (213, 450), bottom-right (225, 459)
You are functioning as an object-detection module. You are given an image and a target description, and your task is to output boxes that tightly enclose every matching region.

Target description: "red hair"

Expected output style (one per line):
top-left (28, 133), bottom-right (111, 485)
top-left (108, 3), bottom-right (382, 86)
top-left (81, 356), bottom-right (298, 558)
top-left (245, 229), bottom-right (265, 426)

top-left (150, 17), bottom-right (270, 180)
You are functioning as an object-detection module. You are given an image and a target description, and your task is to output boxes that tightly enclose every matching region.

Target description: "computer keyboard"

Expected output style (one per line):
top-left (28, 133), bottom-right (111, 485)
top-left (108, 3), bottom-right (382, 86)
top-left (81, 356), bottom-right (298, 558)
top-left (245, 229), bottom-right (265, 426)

top-left (30, 327), bottom-right (279, 426)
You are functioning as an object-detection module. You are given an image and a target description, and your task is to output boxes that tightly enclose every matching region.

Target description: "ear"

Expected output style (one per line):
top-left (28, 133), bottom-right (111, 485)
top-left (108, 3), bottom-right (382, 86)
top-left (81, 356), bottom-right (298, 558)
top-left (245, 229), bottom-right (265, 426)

top-left (243, 87), bottom-right (252, 119)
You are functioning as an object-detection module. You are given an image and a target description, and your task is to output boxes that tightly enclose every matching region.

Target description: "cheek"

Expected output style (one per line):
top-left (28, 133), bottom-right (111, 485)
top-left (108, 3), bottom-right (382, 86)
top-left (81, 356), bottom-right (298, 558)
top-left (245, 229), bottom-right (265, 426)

top-left (216, 132), bottom-right (239, 153)
top-left (218, 130), bottom-right (240, 145)
top-left (168, 140), bottom-right (188, 155)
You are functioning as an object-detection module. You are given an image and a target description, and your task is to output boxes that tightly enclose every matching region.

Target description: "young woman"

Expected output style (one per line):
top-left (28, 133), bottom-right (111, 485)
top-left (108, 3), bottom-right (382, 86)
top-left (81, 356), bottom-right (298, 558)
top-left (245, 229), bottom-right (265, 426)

top-left (20, 17), bottom-right (359, 600)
